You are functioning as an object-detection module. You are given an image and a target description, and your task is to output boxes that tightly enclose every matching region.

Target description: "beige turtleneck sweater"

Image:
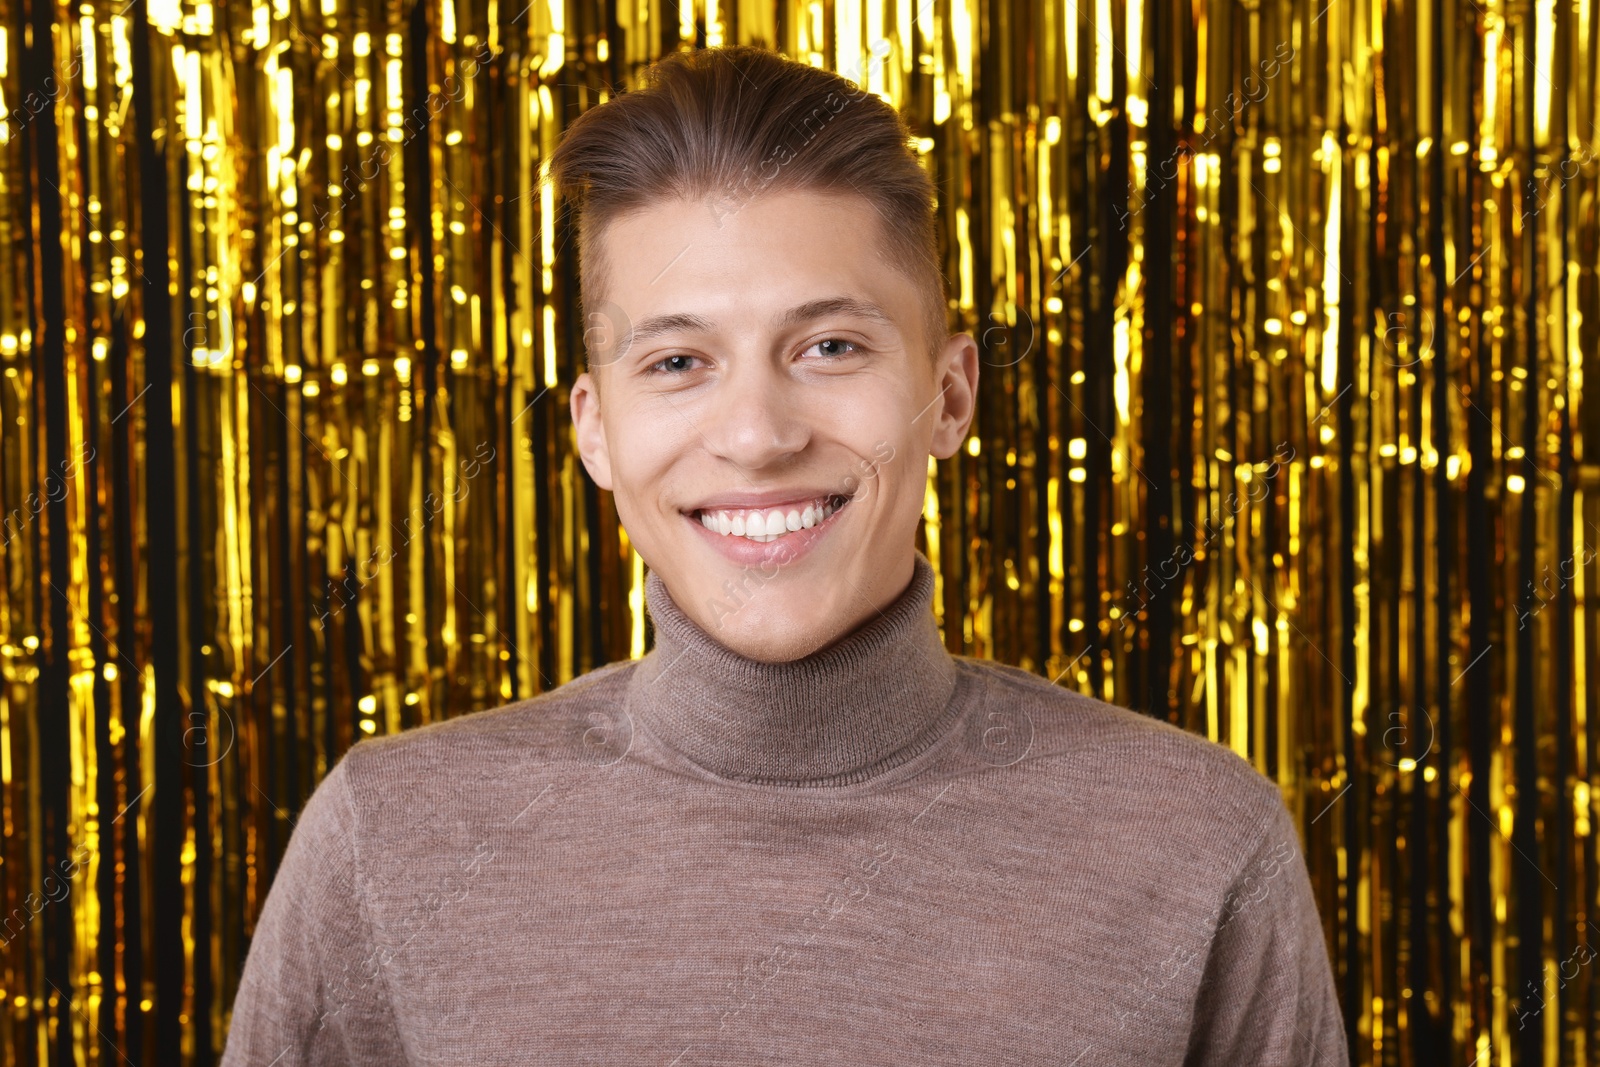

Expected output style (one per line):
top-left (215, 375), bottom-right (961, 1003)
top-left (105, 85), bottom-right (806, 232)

top-left (221, 551), bottom-right (1348, 1065)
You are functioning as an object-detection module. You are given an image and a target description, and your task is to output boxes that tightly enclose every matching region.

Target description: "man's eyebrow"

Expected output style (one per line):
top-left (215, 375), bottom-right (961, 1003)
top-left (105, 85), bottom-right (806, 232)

top-left (625, 312), bottom-right (716, 346)
top-left (625, 297), bottom-right (896, 347)
top-left (775, 296), bottom-right (897, 331)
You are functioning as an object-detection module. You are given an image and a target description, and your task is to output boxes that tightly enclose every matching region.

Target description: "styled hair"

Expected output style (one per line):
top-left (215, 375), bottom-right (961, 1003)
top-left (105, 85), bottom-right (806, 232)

top-left (545, 46), bottom-right (949, 371)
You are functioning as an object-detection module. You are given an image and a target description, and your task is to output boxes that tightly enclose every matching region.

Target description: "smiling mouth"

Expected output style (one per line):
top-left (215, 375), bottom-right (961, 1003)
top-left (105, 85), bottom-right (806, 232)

top-left (689, 494), bottom-right (852, 543)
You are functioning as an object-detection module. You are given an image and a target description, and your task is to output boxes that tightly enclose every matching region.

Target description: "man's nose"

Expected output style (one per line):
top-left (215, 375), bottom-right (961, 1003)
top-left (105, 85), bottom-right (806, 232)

top-left (696, 360), bottom-right (810, 470)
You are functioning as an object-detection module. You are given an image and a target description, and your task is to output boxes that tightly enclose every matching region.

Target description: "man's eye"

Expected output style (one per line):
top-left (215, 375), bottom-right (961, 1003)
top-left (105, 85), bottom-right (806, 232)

top-left (648, 354), bottom-right (700, 374)
top-left (803, 338), bottom-right (858, 360)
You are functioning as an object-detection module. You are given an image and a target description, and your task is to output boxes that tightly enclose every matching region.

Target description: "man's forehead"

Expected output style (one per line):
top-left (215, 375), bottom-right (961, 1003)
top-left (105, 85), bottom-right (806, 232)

top-left (581, 189), bottom-right (921, 368)
top-left (598, 187), bottom-right (889, 271)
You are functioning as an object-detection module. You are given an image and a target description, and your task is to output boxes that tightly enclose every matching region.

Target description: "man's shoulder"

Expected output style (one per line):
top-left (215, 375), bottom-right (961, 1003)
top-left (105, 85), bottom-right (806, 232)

top-left (333, 657), bottom-right (639, 811)
top-left (958, 656), bottom-right (1286, 831)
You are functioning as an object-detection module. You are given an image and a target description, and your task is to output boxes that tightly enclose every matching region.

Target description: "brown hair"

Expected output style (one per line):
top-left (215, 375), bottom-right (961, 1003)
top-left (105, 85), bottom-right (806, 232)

top-left (545, 46), bottom-right (949, 371)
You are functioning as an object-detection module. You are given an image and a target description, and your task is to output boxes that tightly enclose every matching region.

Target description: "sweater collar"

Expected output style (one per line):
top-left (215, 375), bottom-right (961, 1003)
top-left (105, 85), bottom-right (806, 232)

top-left (624, 550), bottom-right (964, 787)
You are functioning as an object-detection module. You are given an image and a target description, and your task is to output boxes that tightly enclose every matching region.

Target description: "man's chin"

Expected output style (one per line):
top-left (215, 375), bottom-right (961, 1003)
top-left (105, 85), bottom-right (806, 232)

top-left (681, 558), bottom-right (864, 661)
top-left (705, 605), bottom-right (851, 663)
top-left (646, 535), bottom-right (812, 615)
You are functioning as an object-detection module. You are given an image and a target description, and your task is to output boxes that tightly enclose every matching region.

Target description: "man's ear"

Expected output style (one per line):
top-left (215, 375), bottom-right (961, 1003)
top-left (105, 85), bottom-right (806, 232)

top-left (569, 371), bottom-right (614, 490)
top-left (927, 333), bottom-right (980, 460)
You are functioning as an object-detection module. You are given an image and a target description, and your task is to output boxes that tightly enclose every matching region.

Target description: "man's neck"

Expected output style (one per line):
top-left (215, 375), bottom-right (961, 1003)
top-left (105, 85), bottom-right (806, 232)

top-left (623, 550), bottom-right (963, 787)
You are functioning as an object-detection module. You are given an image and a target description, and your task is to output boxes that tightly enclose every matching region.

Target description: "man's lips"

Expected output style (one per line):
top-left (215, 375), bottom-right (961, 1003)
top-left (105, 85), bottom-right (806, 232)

top-left (685, 493), bottom-right (852, 543)
top-left (683, 486), bottom-right (849, 511)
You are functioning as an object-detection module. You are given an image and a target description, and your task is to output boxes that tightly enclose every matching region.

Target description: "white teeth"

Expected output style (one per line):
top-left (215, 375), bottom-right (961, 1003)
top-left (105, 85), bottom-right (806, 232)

top-left (694, 496), bottom-right (847, 542)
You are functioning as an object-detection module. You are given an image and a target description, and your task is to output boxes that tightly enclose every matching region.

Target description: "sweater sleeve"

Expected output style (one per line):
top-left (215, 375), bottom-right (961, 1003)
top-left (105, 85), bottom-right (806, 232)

top-left (220, 757), bottom-right (406, 1066)
top-left (1181, 796), bottom-right (1349, 1067)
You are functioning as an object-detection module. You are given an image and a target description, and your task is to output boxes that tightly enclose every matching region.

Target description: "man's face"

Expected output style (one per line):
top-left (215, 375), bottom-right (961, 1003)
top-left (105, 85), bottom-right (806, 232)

top-left (569, 188), bottom-right (978, 662)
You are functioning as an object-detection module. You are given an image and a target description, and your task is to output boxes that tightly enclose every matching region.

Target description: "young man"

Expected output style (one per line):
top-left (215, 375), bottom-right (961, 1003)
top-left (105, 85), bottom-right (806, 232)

top-left (223, 46), bottom-right (1347, 1065)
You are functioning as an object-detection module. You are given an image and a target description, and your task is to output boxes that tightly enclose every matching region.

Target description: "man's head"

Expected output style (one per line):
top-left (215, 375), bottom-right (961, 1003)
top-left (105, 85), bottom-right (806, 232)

top-left (549, 46), bottom-right (978, 662)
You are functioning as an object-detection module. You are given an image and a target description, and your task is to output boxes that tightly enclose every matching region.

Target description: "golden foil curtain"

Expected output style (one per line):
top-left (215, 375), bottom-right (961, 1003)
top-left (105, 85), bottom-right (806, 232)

top-left (0, 0), bottom-right (1594, 1062)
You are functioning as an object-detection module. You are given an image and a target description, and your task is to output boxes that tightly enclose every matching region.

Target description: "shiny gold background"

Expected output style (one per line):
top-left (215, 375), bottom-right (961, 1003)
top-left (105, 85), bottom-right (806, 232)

top-left (0, 0), bottom-right (1594, 1062)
